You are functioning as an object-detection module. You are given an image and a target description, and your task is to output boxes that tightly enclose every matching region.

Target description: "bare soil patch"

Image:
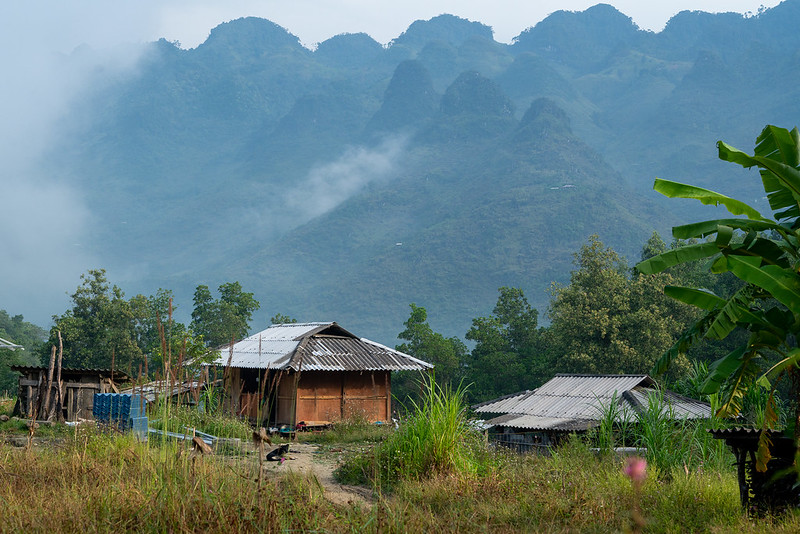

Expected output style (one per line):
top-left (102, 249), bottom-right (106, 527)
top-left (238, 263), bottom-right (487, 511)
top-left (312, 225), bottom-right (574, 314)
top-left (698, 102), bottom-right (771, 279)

top-left (266, 442), bottom-right (374, 507)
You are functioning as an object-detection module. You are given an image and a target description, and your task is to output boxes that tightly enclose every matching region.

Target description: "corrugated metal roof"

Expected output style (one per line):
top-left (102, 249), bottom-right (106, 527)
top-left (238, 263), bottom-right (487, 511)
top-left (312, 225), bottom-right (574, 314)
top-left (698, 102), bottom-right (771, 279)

top-left (485, 413), bottom-right (597, 431)
top-left (626, 388), bottom-right (711, 420)
top-left (120, 379), bottom-right (212, 402)
top-left (210, 322), bottom-right (432, 372)
top-left (10, 365), bottom-right (131, 381)
top-left (475, 374), bottom-right (711, 430)
top-left (534, 374), bottom-right (654, 397)
top-left (473, 390), bottom-right (535, 413)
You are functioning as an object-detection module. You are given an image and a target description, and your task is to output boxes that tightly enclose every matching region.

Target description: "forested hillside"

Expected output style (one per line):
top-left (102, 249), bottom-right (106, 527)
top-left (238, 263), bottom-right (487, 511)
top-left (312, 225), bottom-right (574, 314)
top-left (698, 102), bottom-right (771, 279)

top-left (36, 1), bottom-right (800, 342)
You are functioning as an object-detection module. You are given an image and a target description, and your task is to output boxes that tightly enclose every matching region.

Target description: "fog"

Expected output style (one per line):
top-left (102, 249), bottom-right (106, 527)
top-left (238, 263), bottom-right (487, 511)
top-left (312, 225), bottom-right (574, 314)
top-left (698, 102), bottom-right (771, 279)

top-left (0, 0), bottom-right (780, 328)
top-left (0, 4), bottom-right (151, 327)
top-left (286, 137), bottom-right (408, 221)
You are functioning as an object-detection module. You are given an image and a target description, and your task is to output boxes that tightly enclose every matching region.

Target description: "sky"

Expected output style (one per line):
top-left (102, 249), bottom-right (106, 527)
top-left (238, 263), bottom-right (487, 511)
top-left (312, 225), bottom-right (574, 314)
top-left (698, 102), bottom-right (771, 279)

top-left (0, 0), bottom-right (783, 51)
top-left (0, 0), bottom-right (783, 327)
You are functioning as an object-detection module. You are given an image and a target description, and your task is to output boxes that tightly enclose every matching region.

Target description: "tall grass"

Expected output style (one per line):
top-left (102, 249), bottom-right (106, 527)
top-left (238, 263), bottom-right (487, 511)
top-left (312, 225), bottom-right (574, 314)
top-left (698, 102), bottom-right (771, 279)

top-left (635, 391), bottom-right (728, 475)
top-left (590, 390), bottom-right (729, 476)
top-left (594, 392), bottom-right (635, 453)
top-left (336, 376), bottom-right (482, 487)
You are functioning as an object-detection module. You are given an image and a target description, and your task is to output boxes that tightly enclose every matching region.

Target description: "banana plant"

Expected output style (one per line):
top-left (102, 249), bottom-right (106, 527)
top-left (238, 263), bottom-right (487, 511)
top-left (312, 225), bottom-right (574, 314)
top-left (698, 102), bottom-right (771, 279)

top-left (637, 125), bottom-right (800, 471)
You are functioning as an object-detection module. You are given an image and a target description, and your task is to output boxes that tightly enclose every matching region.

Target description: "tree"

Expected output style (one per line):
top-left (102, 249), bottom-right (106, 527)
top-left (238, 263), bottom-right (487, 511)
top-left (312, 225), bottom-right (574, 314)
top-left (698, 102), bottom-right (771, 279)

top-left (464, 287), bottom-right (543, 401)
top-left (190, 282), bottom-right (260, 347)
top-left (130, 289), bottom-right (211, 378)
top-left (270, 314), bottom-right (297, 325)
top-left (637, 125), bottom-right (800, 470)
top-left (546, 236), bottom-right (693, 378)
top-left (45, 269), bottom-right (144, 372)
top-left (0, 310), bottom-right (45, 393)
top-left (394, 304), bottom-right (467, 407)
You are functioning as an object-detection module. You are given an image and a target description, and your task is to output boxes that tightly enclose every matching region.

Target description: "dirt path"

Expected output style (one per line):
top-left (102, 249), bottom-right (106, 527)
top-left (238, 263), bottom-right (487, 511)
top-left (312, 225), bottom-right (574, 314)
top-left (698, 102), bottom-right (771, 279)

top-left (270, 442), bottom-right (374, 507)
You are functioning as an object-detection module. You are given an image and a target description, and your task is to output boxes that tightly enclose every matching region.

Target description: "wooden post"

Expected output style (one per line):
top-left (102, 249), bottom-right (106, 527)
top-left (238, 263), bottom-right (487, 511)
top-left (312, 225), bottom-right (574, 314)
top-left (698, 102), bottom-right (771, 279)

top-left (55, 331), bottom-right (64, 422)
top-left (67, 388), bottom-right (75, 421)
top-left (340, 372), bottom-right (346, 420)
top-left (25, 382), bottom-right (32, 418)
top-left (42, 346), bottom-right (56, 420)
top-left (385, 372), bottom-right (391, 423)
top-left (291, 371), bottom-right (301, 430)
top-left (33, 370), bottom-right (44, 420)
top-left (370, 371), bottom-right (377, 422)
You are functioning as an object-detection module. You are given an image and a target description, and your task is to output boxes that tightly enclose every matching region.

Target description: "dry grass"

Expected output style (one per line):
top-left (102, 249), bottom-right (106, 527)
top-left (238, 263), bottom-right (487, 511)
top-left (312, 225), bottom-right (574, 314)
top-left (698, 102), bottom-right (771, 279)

top-left (0, 425), bottom-right (799, 532)
top-left (0, 430), bottom-right (352, 533)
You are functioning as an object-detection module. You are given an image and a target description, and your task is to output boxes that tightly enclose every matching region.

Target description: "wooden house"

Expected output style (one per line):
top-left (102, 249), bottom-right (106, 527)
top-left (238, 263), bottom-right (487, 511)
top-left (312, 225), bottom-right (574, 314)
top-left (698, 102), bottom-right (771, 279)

top-left (12, 366), bottom-right (130, 421)
top-left (211, 322), bottom-right (432, 427)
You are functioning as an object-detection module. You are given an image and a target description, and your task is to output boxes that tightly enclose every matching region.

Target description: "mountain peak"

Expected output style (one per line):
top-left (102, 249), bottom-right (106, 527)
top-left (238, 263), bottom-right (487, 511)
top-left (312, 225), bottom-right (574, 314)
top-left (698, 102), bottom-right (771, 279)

top-left (441, 71), bottom-right (513, 117)
top-left (517, 98), bottom-right (572, 139)
top-left (391, 14), bottom-right (493, 51)
top-left (512, 4), bottom-right (643, 71)
top-left (315, 32), bottom-right (384, 67)
top-left (367, 60), bottom-right (438, 134)
top-left (199, 17), bottom-right (304, 53)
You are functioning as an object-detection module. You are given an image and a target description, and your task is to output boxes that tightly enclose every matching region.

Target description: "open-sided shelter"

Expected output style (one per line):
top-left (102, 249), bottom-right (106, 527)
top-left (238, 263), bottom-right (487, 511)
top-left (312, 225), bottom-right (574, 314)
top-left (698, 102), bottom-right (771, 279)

top-left (211, 322), bottom-right (432, 427)
top-left (12, 366), bottom-right (130, 421)
top-left (474, 374), bottom-right (710, 451)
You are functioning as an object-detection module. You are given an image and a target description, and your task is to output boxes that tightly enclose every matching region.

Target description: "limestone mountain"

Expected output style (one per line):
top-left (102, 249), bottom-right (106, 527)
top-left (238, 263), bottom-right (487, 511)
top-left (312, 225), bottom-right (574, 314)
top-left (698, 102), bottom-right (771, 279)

top-left (37, 1), bottom-right (800, 342)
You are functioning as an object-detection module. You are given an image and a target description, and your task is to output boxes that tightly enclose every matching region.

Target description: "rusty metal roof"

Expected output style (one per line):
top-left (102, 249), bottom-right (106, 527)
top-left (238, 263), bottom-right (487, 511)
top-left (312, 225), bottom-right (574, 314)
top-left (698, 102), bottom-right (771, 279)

top-left (10, 365), bottom-right (131, 381)
top-left (211, 322), bottom-right (432, 372)
top-left (474, 374), bottom-right (711, 431)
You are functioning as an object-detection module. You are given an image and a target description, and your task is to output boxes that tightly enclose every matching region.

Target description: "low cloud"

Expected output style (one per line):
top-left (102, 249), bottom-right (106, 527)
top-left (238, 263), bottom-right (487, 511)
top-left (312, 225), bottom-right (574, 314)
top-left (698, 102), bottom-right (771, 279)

top-left (0, 5), bottom-right (149, 327)
top-left (286, 136), bottom-right (408, 222)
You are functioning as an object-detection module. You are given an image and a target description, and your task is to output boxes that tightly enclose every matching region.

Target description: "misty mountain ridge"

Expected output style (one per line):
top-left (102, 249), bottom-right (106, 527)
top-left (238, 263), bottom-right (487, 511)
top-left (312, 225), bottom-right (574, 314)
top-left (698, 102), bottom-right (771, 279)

top-left (28, 1), bottom-right (800, 343)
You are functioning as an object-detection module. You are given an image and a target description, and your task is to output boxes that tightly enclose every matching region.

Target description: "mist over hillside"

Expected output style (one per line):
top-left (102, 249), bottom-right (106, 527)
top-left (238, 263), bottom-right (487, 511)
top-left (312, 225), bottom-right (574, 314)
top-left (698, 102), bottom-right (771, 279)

top-left (9, 1), bottom-right (800, 343)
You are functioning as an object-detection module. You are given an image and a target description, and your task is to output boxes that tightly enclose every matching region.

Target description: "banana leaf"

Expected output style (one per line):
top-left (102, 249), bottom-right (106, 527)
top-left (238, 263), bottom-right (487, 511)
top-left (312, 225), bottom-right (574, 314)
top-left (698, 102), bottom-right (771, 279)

top-left (757, 348), bottom-right (800, 389)
top-left (718, 140), bottom-right (800, 219)
top-left (636, 241), bottom-right (719, 275)
top-left (704, 286), bottom-right (768, 341)
top-left (700, 345), bottom-right (747, 396)
top-left (653, 178), bottom-right (765, 220)
top-left (725, 255), bottom-right (800, 314)
top-left (710, 349), bottom-right (761, 418)
top-left (728, 238), bottom-right (791, 268)
top-left (757, 392), bottom-right (780, 472)
top-left (663, 286), bottom-right (726, 310)
top-left (754, 125), bottom-right (800, 167)
top-left (672, 218), bottom-right (783, 240)
top-left (650, 310), bottom-right (719, 376)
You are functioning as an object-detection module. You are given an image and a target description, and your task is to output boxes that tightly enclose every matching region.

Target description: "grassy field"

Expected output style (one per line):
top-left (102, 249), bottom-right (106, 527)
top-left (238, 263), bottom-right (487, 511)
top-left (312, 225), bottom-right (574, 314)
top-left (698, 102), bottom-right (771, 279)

top-left (0, 391), bottom-right (799, 533)
top-left (0, 431), bottom-right (798, 533)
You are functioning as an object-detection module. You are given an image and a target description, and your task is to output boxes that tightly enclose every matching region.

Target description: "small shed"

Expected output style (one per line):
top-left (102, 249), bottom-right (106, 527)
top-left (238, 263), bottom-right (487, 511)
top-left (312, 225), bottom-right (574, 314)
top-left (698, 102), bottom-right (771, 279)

top-left (12, 366), bottom-right (130, 421)
top-left (473, 374), bottom-right (710, 451)
top-left (211, 322), bottom-right (432, 427)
